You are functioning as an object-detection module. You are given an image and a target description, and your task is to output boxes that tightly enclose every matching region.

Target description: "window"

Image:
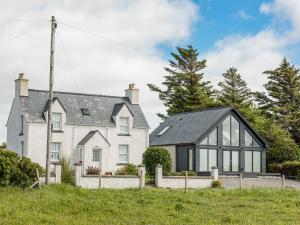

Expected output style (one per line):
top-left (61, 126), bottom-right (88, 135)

top-left (223, 150), bottom-right (239, 172)
top-left (222, 115), bottom-right (240, 146)
top-left (200, 128), bottom-right (217, 145)
top-left (120, 117), bottom-right (129, 134)
top-left (92, 148), bottom-right (101, 163)
top-left (245, 130), bottom-right (260, 147)
top-left (199, 149), bottom-right (217, 172)
top-left (52, 113), bottom-right (62, 130)
top-left (157, 126), bottom-right (170, 136)
top-left (245, 151), bottom-right (261, 173)
top-left (188, 149), bottom-right (193, 171)
top-left (81, 108), bottom-right (90, 115)
top-left (119, 145), bottom-right (129, 163)
top-left (78, 146), bottom-right (84, 162)
top-left (20, 115), bottom-right (24, 134)
top-left (51, 142), bottom-right (61, 161)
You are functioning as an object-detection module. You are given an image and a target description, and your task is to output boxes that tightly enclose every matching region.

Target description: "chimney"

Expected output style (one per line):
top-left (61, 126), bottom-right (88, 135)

top-left (15, 73), bottom-right (28, 97)
top-left (125, 83), bottom-right (139, 104)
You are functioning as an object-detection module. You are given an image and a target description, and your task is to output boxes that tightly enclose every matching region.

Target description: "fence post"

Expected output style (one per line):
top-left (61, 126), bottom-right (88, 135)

top-left (138, 164), bottom-right (145, 189)
top-left (55, 164), bottom-right (62, 184)
top-left (239, 173), bottom-right (243, 189)
top-left (36, 168), bottom-right (41, 188)
top-left (185, 171), bottom-right (188, 193)
top-left (155, 164), bottom-right (162, 187)
top-left (99, 172), bottom-right (102, 189)
top-left (74, 162), bottom-right (82, 187)
top-left (281, 174), bottom-right (285, 189)
top-left (211, 166), bottom-right (219, 181)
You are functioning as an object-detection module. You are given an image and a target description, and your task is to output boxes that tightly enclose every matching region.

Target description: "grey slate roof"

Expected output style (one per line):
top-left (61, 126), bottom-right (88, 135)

top-left (20, 89), bottom-right (149, 129)
top-left (78, 130), bottom-right (110, 146)
top-left (150, 107), bottom-right (232, 146)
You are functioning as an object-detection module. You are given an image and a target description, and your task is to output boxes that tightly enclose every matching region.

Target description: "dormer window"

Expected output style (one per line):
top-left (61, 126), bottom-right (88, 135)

top-left (52, 113), bottom-right (62, 130)
top-left (81, 108), bottom-right (90, 115)
top-left (120, 117), bottom-right (129, 134)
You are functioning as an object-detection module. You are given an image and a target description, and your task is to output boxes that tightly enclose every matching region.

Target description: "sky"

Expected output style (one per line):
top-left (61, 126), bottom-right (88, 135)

top-left (0, 0), bottom-right (300, 142)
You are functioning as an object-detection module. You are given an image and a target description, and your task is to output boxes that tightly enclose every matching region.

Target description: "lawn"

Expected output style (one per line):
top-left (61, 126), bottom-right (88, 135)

top-left (0, 185), bottom-right (299, 225)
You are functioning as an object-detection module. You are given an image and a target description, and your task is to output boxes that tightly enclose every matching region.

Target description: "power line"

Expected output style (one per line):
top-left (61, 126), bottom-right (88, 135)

top-left (0, 19), bottom-right (49, 22)
top-left (57, 31), bottom-right (80, 92)
top-left (57, 21), bottom-right (167, 61)
top-left (0, 22), bottom-right (48, 47)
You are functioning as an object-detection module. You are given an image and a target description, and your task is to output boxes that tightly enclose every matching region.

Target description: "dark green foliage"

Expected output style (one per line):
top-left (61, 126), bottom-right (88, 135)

top-left (148, 45), bottom-right (215, 119)
top-left (115, 164), bottom-right (138, 175)
top-left (60, 158), bottom-right (75, 185)
top-left (143, 147), bottom-right (172, 176)
top-left (268, 161), bottom-right (300, 178)
top-left (217, 67), bottom-right (253, 110)
top-left (256, 58), bottom-right (300, 146)
top-left (85, 165), bottom-right (100, 175)
top-left (211, 180), bottom-right (222, 188)
top-left (0, 149), bottom-right (44, 188)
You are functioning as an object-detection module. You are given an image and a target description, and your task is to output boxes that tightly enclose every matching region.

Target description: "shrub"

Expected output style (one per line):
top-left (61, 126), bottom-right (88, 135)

top-left (86, 165), bottom-right (100, 175)
top-left (0, 149), bottom-right (44, 188)
top-left (169, 171), bottom-right (198, 176)
top-left (212, 180), bottom-right (222, 188)
top-left (60, 157), bottom-right (75, 185)
top-left (115, 164), bottom-right (137, 175)
top-left (268, 161), bottom-right (300, 178)
top-left (143, 147), bottom-right (172, 176)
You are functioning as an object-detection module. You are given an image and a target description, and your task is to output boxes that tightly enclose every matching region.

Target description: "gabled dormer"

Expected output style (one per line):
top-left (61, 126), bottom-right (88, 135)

top-left (112, 102), bottom-right (134, 136)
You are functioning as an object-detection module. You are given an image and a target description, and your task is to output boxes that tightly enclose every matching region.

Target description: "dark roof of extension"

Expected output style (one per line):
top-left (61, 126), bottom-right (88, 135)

top-left (78, 130), bottom-right (110, 146)
top-left (20, 89), bottom-right (149, 128)
top-left (150, 107), bottom-right (232, 146)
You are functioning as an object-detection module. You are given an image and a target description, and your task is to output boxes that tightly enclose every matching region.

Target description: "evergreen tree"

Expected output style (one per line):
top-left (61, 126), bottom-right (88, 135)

top-left (217, 67), bottom-right (252, 110)
top-left (148, 45), bottom-right (215, 118)
top-left (256, 58), bottom-right (300, 146)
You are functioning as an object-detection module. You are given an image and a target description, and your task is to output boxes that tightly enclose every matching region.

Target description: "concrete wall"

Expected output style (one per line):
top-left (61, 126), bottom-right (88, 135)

top-left (75, 164), bottom-right (145, 189)
top-left (25, 101), bottom-right (148, 173)
top-left (155, 165), bottom-right (218, 189)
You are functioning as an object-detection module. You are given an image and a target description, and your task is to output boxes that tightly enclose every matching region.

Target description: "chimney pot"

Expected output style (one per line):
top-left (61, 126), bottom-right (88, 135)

top-left (19, 73), bottom-right (24, 79)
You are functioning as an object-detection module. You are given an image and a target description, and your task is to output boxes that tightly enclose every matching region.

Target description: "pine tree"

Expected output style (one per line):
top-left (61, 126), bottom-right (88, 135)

top-left (256, 58), bottom-right (300, 146)
top-left (148, 45), bottom-right (215, 118)
top-left (217, 67), bottom-right (252, 110)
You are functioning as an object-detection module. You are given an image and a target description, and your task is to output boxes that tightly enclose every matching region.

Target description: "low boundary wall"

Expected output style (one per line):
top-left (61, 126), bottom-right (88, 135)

top-left (39, 164), bottom-right (61, 184)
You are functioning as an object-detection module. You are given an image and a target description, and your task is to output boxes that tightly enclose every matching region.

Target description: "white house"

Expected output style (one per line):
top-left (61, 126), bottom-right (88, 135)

top-left (7, 73), bottom-right (149, 173)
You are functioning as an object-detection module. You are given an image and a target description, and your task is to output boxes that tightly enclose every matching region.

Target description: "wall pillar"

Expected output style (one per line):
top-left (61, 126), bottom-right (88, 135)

top-left (211, 166), bottom-right (219, 181)
top-left (55, 164), bottom-right (62, 184)
top-left (137, 164), bottom-right (145, 188)
top-left (74, 163), bottom-right (82, 187)
top-left (155, 164), bottom-right (163, 187)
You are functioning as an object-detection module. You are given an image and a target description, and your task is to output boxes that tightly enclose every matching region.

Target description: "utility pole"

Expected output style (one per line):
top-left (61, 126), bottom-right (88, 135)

top-left (46, 16), bottom-right (57, 184)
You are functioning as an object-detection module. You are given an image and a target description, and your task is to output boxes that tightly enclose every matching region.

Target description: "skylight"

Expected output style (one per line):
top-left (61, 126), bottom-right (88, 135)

top-left (157, 126), bottom-right (170, 136)
top-left (81, 108), bottom-right (90, 115)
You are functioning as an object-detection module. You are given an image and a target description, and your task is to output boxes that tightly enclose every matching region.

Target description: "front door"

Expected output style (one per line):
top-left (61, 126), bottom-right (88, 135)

top-left (176, 146), bottom-right (193, 172)
top-left (223, 150), bottom-right (239, 172)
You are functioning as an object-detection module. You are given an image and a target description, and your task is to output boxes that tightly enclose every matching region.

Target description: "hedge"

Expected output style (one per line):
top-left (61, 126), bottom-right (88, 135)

top-left (268, 161), bottom-right (300, 178)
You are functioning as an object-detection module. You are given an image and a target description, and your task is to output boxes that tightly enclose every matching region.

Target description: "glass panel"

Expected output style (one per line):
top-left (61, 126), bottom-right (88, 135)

top-left (209, 149), bottom-right (217, 171)
top-left (253, 151), bottom-right (261, 173)
top-left (51, 143), bottom-right (60, 161)
top-left (93, 148), bottom-right (100, 162)
top-left (119, 145), bottom-right (129, 163)
top-left (52, 113), bottom-right (61, 130)
top-left (208, 129), bottom-right (217, 145)
top-left (199, 149), bottom-right (208, 171)
top-left (231, 116), bottom-right (240, 146)
top-left (245, 151), bottom-right (253, 172)
top-left (188, 149), bottom-right (193, 171)
top-left (119, 154), bottom-right (128, 163)
top-left (120, 117), bottom-right (129, 134)
top-left (222, 116), bottom-right (231, 145)
top-left (253, 139), bottom-right (260, 147)
top-left (200, 137), bottom-right (208, 145)
top-left (119, 145), bottom-right (128, 154)
top-left (245, 130), bottom-right (252, 147)
top-left (232, 151), bottom-right (239, 172)
top-left (223, 151), bottom-right (230, 172)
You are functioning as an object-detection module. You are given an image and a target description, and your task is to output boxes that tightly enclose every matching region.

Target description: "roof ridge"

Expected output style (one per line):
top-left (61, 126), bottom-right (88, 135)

top-left (169, 106), bottom-right (232, 116)
top-left (28, 89), bottom-right (127, 100)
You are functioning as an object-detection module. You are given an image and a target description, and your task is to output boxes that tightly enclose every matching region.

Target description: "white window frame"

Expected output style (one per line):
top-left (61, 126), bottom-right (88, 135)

top-left (119, 145), bottom-right (129, 164)
top-left (52, 113), bottom-right (62, 130)
top-left (51, 142), bottom-right (61, 161)
top-left (92, 148), bottom-right (101, 163)
top-left (119, 117), bottom-right (129, 134)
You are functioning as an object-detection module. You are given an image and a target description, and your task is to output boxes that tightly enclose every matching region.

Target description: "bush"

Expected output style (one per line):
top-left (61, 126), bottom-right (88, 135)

top-left (115, 164), bottom-right (137, 175)
top-left (61, 157), bottom-right (75, 185)
top-left (86, 165), bottom-right (100, 175)
top-left (169, 171), bottom-right (198, 176)
top-left (268, 161), bottom-right (300, 178)
top-left (0, 149), bottom-right (44, 188)
top-left (212, 180), bottom-right (222, 188)
top-left (143, 147), bottom-right (172, 176)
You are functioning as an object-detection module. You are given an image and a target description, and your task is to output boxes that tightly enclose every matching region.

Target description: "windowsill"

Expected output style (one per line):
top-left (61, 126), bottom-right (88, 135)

top-left (117, 163), bottom-right (129, 165)
top-left (117, 133), bottom-right (131, 136)
top-left (52, 130), bottom-right (64, 133)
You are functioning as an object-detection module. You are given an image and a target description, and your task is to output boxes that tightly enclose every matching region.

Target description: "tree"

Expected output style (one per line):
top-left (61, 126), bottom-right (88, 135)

top-left (148, 45), bottom-right (215, 118)
top-left (217, 67), bottom-right (253, 110)
top-left (255, 58), bottom-right (300, 146)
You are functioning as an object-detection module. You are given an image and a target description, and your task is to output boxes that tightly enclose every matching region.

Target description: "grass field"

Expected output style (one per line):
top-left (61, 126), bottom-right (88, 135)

top-left (0, 185), bottom-right (299, 225)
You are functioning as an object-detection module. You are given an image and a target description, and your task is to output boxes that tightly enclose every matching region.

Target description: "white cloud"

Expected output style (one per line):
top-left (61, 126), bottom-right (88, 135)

top-left (0, 0), bottom-right (198, 142)
top-left (234, 10), bottom-right (254, 20)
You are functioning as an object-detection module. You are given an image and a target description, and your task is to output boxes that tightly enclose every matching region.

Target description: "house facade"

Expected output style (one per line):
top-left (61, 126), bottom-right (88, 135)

top-left (7, 74), bottom-right (149, 173)
top-left (150, 107), bottom-right (267, 175)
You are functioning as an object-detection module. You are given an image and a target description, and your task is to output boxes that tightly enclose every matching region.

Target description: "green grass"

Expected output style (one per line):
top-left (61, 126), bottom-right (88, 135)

top-left (0, 185), bottom-right (300, 225)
